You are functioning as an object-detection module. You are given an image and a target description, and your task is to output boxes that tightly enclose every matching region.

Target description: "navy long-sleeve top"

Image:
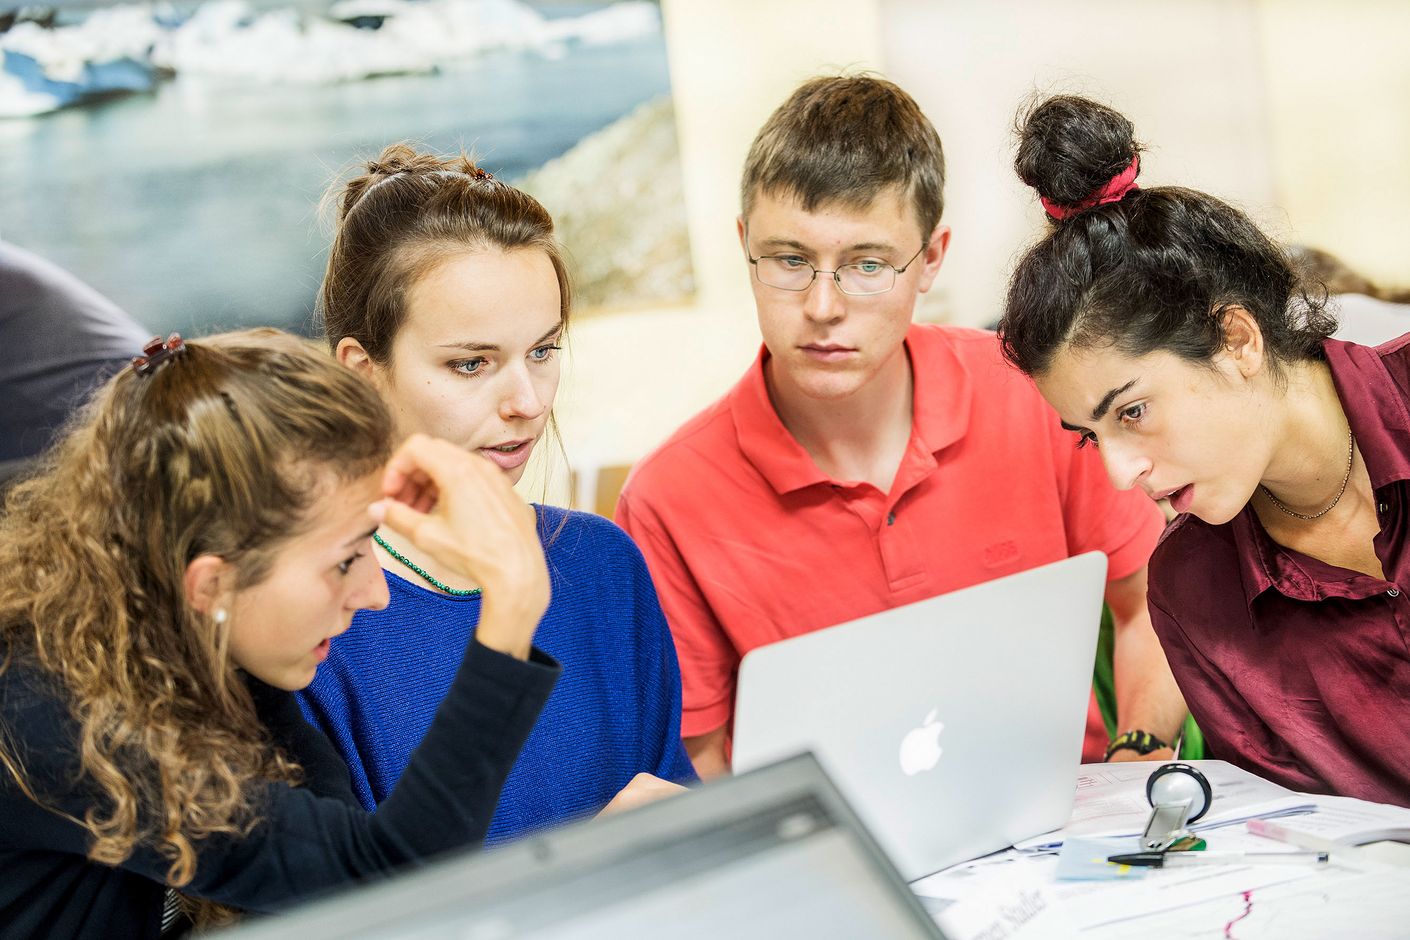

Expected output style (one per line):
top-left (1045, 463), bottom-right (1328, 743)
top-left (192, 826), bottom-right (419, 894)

top-left (0, 638), bottom-right (558, 940)
top-left (299, 507), bottom-right (696, 844)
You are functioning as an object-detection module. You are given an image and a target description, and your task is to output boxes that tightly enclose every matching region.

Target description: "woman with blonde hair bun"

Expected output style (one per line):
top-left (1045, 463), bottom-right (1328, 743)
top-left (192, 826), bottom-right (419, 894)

top-left (0, 329), bottom-right (559, 938)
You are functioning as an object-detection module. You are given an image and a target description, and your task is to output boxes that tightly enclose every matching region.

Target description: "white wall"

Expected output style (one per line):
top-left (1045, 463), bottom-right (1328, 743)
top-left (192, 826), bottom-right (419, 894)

top-left (527, 0), bottom-right (1410, 508)
top-left (1258, 0), bottom-right (1410, 285)
top-left (525, 0), bottom-right (885, 506)
top-left (883, 0), bottom-right (1276, 328)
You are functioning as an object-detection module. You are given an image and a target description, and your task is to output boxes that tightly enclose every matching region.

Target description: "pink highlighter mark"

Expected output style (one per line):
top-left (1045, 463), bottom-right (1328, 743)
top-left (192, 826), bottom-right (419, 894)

top-left (1223, 890), bottom-right (1254, 939)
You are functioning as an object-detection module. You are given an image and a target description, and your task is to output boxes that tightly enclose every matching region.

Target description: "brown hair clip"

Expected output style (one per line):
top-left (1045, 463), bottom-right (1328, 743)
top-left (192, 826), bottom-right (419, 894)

top-left (131, 333), bottom-right (187, 376)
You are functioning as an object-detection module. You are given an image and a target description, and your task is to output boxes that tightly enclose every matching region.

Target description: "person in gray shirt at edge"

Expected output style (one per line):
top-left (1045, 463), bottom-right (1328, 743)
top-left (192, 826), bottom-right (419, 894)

top-left (1, 239), bottom-right (148, 474)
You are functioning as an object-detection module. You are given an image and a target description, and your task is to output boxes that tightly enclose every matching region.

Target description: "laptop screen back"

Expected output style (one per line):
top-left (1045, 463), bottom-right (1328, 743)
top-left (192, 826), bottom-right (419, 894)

top-left (222, 754), bottom-right (945, 940)
top-left (733, 552), bottom-right (1108, 880)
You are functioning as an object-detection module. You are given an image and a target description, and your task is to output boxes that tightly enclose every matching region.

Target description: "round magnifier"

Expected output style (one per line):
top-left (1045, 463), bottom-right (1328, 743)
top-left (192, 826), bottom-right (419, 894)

top-left (1145, 762), bottom-right (1212, 822)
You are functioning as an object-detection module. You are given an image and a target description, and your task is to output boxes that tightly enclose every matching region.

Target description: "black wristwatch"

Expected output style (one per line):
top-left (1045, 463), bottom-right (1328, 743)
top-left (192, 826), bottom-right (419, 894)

top-left (1104, 729), bottom-right (1171, 760)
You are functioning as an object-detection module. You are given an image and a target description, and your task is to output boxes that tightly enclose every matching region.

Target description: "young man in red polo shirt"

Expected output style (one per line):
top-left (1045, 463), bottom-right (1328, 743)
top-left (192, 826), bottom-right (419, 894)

top-left (615, 75), bottom-right (1186, 777)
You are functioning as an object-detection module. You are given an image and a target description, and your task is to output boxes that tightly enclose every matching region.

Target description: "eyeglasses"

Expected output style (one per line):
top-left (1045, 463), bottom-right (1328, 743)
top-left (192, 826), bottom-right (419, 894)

top-left (744, 227), bottom-right (927, 296)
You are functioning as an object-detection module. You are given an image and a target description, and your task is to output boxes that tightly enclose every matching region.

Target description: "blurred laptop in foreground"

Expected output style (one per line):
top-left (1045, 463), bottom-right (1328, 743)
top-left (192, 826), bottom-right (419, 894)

top-left (220, 753), bottom-right (947, 940)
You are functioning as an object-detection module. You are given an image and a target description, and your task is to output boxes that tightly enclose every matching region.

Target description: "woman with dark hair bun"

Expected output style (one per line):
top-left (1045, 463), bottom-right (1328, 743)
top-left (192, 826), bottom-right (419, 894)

top-left (998, 95), bottom-right (1409, 807)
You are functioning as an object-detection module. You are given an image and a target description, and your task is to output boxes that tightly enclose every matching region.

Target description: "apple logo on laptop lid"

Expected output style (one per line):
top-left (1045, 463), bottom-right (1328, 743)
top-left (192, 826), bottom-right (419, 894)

top-left (899, 709), bottom-right (944, 776)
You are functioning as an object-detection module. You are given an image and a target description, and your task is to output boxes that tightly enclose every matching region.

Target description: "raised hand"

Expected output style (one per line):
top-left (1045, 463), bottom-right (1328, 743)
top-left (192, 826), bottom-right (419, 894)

top-left (378, 434), bottom-right (550, 658)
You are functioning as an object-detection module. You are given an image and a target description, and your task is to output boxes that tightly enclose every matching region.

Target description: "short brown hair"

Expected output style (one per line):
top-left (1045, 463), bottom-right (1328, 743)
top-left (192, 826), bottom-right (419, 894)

top-left (740, 74), bottom-right (946, 235)
top-left (320, 143), bottom-right (572, 364)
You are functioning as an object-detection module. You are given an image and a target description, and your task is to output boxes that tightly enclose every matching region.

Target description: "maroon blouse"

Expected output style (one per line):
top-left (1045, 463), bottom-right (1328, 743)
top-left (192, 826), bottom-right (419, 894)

top-left (1149, 336), bottom-right (1410, 806)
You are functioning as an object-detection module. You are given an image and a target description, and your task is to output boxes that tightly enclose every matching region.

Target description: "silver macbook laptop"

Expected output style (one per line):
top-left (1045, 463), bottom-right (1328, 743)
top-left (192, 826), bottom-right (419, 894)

top-left (220, 753), bottom-right (947, 939)
top-left (733, 552), bottom-right (1107, 880)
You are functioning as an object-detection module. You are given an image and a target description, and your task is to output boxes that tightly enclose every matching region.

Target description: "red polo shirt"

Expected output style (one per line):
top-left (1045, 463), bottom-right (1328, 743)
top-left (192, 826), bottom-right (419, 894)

top-left (1149, 336), bottom-right (1410, 806)
top-left (617, 324), bottom-right (1165, 760)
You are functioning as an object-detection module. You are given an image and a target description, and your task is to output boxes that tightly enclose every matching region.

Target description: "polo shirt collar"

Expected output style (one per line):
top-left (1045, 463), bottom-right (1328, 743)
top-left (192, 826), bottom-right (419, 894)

top-left (729, 348), bottom-right (829, 494)
top-left (1232, 338), bottom-right (1410, 609)
top-left (908, 322), bottom-right (971, 456)
top-left (729, 323), bottom-right (972, 496)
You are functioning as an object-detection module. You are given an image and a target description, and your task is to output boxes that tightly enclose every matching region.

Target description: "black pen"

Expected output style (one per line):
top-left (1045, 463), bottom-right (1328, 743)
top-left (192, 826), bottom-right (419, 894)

top-left (1108, 850), bottom-right (1331, 869)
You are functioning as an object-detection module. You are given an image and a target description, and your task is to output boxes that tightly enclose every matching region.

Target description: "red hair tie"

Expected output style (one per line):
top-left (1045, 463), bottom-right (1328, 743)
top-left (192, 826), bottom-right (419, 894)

top-left (131, 333), bottom-right (186, 376)
top-left (1041, 155), bottom-right (1140, 221)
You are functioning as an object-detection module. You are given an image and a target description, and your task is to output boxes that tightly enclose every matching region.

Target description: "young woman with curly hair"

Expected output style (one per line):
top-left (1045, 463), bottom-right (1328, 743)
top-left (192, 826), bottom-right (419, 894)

top-left (0, 329), bottom-right (558, 938)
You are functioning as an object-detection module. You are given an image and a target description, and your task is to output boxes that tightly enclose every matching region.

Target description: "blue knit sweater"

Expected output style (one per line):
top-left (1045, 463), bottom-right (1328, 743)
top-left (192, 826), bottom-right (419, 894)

top-left (298, 506), bottom-right (696, 845)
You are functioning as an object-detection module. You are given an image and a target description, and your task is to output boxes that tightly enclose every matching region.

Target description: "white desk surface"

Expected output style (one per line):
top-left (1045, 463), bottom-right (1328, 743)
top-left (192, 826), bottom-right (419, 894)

top-left (911, 763), bottom-right (1410, 940)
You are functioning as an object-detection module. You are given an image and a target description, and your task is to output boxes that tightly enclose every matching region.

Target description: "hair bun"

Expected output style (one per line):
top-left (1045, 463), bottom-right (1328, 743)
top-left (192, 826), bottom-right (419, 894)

top-left (338, 145), bottom-right (496, 219)
top-left (365, 143), bottom-right (444, 178)
top-left (1015, 95), bottom-right (1141, 214)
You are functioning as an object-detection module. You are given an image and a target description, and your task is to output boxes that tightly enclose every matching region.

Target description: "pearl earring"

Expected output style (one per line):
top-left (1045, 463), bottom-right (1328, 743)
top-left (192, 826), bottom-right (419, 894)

top-left (213, 608), bottom-right (228, 625)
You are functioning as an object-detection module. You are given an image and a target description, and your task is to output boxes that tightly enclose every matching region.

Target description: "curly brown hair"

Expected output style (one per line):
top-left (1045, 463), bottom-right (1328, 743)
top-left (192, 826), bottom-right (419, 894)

top-left (0, 329), bottom-right (391, 914)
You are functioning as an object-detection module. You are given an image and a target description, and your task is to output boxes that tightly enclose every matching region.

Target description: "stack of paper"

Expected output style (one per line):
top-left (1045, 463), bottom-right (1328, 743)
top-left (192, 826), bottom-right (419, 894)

top-left (1015, 760), bottom-right (1316, 851)
top-left (911, 770), bottom-right (1410, 940)
top-left (912, 842), bottom-right (1320, 940)
top-left (1267, 793), bottom-right (1410, 846)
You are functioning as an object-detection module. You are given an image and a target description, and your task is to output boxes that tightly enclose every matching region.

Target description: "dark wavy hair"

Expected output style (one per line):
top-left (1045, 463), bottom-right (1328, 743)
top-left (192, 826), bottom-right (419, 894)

top-left (998, 95), bottom-right (1336, 379)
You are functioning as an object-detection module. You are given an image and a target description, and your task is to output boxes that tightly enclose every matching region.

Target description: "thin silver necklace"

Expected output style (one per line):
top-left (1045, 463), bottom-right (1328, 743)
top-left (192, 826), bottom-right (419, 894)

top-left (1259, 428), bottom-right (1356, 521)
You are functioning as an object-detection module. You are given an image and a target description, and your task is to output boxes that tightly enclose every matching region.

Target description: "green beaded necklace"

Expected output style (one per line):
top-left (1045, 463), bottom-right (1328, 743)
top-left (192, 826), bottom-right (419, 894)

top-left (373, 532), bottom-right (481, 598)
